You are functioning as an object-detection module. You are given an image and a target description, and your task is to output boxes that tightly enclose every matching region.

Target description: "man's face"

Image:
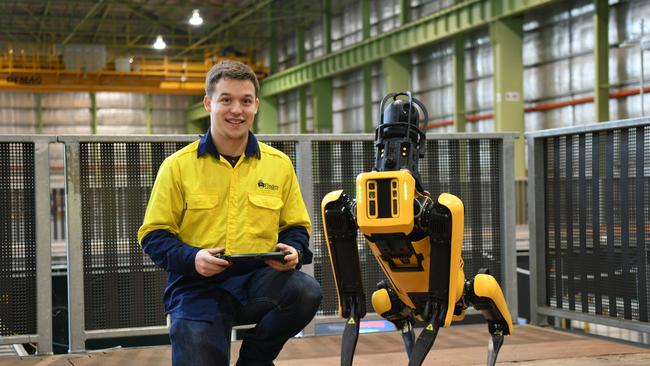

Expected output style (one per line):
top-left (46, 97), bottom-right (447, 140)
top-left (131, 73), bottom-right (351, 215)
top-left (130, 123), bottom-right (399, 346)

top-left (203, 77), bottom-right (259, 143)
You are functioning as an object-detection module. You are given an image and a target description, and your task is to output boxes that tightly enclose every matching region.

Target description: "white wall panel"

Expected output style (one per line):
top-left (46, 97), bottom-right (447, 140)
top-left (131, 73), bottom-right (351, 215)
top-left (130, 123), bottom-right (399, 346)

top-left (0, 109), bottom-right (36, 124)
top-left (96, 109), bottom-right (146, 126)
top-left (152, 95), bottom-right (197, 109)
top-left (42, 109), bottom-right (91, 125)
top-left (95, 92), bottom-right (146, 108)
top-left (41, 93), bottom-right (91, 108)
top-left (0, 92), bottom-right (35, 108)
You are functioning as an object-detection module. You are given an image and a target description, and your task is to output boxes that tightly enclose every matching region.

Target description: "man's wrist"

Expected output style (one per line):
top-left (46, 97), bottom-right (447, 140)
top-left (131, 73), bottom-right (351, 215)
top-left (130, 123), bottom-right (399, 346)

top-left (295, 249), bottom-right (303, 270)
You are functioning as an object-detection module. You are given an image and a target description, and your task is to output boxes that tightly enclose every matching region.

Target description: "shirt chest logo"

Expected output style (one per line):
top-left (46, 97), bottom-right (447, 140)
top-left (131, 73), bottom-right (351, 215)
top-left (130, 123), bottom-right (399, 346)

top-left (257, 179), bottom-right (279, 191)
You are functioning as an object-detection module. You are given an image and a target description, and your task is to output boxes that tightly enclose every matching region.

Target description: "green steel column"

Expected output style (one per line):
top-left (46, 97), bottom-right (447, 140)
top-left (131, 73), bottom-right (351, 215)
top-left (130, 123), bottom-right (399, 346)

top-left (399, 0), bottom-right (410, 26)
top-left (90, 92), bottom-right (97, 135)
top-left (362, 0), bottom-right (370, 40)
top-left (491, 17), bottom-right (525, 177)
top-left (363, 66), bottom-right (373, 132)
top-left (299, 88), bottom-right (307, 133)
top-left (257, 96), bottom-right (278, 133)
top-left (323, 0), bottom-right (332, 54)
top-left (311, 78), bottom-right (333, 133)
top-left (296, 27), bottom-right (305, 64)
top-left (268, 7), bottom-right (278, 73)
top-left (362, 0), bottom-right (373, 133)
top-left (383, 53), bottom-right (411, 94)
top-left (453, 36), bottom-right (466, 132)
top-left (35, 93), bottom-right (43, 134)
top-left (145, 93), bottom-right (153, 134)
top-left (297, 27), bottom-right (307, 132)
top-left (594, 0), bottom-right (609, 122)
top-left (186, 100), bottom-right (207, 134)
top-left (186, 118), bottom-right (205, 135)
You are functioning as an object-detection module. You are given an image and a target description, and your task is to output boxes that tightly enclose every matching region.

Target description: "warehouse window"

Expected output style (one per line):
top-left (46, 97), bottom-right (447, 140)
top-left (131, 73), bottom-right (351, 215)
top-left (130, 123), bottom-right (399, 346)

top-left (370, 0), bottom-right (400, 37)
top-left (410, 0), bottom-right (454, 21)
top-left (333, 69), bottom-right (364, 133)
top-left (305, 23), bottom-right (325, 61)
top-left (411, 41), bottom-right (454, 133)
top-left (277, 90), bottom-right (300, 134)
top-left (278, 33), bottom-right (297, 72)
top-left (331, 0), bottom-right (362, 52)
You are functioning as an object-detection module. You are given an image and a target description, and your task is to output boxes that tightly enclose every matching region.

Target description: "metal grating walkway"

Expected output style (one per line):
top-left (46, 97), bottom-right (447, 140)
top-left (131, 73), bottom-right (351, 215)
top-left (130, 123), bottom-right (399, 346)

top-left (1, 324), bottom-right (649, 365)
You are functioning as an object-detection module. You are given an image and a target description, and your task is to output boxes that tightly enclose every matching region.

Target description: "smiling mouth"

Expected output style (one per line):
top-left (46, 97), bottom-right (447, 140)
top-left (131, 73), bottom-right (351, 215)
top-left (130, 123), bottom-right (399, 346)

top-left (226, 119), bottom-right (245, 125)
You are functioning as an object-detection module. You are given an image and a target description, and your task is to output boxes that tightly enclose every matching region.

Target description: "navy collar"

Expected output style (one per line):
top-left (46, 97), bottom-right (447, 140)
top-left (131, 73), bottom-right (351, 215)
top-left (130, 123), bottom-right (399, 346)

top-left (197, 129), bottom-right (261, 160)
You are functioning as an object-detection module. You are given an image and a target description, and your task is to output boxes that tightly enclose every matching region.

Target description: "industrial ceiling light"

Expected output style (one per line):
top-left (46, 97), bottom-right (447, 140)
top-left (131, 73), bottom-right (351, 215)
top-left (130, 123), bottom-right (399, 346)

top-left (189, 9), bottom-right (203, 26)
top-left (153, 35), bottom-right (166, 50)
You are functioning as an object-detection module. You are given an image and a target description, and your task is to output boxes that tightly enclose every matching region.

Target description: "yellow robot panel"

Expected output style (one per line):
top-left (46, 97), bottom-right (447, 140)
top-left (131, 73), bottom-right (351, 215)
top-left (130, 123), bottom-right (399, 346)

top-left (437, 193), bottom-right (466, 328)
top-left (321, 189), bottom-right (347, 318)
top-left (371, 288), bottom-right (392, 316)
top-left (367, 236), bottom-right (430, 314)
top-left (356, 170), bottom-right (415, 236)
top-left (473, 274), bottom-right (513, 335)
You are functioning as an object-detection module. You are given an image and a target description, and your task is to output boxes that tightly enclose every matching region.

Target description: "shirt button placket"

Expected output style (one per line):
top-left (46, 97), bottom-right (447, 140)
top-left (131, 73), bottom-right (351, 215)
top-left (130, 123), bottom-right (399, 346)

top-left (227, 169), bottom-right (238, 247)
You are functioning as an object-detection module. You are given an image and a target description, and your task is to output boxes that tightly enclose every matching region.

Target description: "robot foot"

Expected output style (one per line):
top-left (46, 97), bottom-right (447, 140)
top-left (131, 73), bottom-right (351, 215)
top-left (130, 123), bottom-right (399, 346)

top-left (486, 332), bottom-right (505, 366)
top-left (407, 320), bottom-right (440, 366)
top-left (341, 314), bottom-right (360, 366)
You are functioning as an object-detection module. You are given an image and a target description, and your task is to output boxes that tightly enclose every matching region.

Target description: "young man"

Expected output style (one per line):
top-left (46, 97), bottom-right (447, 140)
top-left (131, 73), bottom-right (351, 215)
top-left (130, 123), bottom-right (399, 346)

top-left (138, 60), bottom-right (322, 366)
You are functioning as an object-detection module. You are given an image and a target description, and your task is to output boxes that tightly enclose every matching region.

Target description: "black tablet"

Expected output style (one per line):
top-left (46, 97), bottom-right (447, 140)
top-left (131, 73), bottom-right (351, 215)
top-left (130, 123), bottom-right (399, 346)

top-left (214, 251), bottom-right (289, 264)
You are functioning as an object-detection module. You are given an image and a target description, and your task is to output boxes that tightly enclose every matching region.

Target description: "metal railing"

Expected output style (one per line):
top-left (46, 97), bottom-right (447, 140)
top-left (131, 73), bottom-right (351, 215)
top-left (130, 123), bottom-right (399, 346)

top-left (59, 133), bottom-right (517, 352)
top-left (0, 133), bottom-right (516, 353)
top-left (0, 135), bottom-right (53, 355)
top-left (526, 117), bottom-right (650, 334)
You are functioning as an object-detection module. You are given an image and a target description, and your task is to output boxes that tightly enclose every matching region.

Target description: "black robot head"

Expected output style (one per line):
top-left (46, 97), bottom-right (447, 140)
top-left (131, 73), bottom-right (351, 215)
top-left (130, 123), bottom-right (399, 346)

top-left (374, 92), bottom-right (428, 190)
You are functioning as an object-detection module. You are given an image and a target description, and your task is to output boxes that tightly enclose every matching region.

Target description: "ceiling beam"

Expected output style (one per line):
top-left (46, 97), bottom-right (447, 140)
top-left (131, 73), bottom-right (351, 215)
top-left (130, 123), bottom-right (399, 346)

top-left (172, 0), bottom-right (273, 59)
top-left (115, 0), bottom-right (188, 37)
top-left (91, 1), bottom-right (112, 44)
top-left (20, 3), bottom-right (50, 42)
top-left (62, 0), bottom-right (107, 44)
top-left (38, 1), bottom-right (52, 42)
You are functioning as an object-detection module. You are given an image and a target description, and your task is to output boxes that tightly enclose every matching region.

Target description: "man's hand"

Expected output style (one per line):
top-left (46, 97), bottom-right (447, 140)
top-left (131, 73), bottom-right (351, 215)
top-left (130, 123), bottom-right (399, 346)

top-left (195, 247), bottom-right (231, 277)
top-left (265, 243), bottom-right (299, 272)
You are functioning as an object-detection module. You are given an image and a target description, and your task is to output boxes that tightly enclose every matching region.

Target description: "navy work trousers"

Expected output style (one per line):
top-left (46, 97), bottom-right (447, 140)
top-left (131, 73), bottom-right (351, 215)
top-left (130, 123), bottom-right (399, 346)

top-left (169, 267), bottom-right (322, 366)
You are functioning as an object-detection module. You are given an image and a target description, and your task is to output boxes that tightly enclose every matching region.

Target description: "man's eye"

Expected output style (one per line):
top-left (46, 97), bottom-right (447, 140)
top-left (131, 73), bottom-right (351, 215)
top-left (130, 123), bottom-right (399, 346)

top-left (219, 98), bottom-right (230, 104)
top-left (243, 99), bottom-right (253, 105)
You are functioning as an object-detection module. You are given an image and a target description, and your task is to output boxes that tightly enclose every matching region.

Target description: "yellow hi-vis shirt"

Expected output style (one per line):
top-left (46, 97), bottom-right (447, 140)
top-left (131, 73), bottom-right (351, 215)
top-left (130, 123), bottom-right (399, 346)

top-left (137, 139), bottom-right (311, 254)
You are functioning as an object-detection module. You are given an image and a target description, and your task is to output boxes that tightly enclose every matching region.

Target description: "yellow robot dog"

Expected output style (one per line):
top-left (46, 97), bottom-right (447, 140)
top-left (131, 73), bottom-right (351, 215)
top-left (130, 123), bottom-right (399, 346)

top-left (321, 92), bottom-right (512, 366)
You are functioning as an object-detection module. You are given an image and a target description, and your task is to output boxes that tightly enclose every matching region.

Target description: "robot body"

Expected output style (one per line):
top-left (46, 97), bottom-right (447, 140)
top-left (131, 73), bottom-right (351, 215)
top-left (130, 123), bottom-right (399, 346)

top-left (321, 92), bottom-right (512, 366)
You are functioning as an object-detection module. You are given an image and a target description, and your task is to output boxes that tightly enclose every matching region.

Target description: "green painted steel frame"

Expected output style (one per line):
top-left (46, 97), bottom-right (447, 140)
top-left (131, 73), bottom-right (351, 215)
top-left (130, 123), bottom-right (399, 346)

top-left (260, 0), bottom-right (556, 97)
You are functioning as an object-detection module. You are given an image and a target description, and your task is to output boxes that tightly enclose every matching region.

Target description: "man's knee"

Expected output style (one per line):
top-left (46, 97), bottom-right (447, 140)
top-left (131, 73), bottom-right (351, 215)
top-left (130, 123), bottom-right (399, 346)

top-left (286, 272), bottom-right (322, 314)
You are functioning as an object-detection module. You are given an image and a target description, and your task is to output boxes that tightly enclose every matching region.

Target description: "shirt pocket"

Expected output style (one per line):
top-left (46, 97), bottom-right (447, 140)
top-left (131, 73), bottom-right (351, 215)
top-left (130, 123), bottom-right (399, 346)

top-left (246, 194), bottom-right (284, 240)
top-left (185, 194), bottom-right (219, 210)
top-left (181, 194), bottom-right (220, 246)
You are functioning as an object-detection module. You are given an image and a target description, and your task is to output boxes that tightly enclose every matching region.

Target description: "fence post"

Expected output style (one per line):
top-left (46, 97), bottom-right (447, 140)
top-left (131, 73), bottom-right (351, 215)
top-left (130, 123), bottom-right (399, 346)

top-left (298, 136), bottom-right (316, 336)
top-left (62, 139), bottom-right (87, 353)
top-left (501, 135), bottom-right (518, 321)
top-left (35, 138), bottom-right (53, 354)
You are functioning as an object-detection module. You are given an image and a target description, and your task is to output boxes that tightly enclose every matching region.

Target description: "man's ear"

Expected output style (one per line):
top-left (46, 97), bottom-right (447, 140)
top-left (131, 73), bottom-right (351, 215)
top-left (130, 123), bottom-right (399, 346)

top-left (203, 95), bottom-right (211, 112)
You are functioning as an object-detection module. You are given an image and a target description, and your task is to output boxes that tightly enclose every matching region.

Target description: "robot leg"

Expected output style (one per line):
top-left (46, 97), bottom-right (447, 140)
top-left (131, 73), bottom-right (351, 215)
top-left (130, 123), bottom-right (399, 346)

top-left (321, 190), bottom-right (366, 366)
top-left (465, 271), bottom-right (513, 366)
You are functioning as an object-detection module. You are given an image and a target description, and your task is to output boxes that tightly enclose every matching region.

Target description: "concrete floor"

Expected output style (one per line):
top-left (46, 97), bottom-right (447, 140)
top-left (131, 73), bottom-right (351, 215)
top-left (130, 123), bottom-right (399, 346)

top-left (2, 324), bottom-right (650, 365)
